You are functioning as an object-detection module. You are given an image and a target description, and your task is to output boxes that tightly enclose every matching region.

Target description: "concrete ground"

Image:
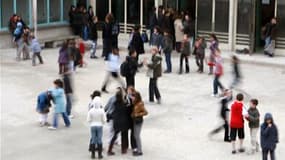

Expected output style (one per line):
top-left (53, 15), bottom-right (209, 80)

top-left (1, 42), bottom-right (285, 160)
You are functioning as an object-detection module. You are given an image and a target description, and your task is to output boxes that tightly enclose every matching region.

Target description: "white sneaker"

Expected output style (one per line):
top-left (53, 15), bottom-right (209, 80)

top-left (69, 115), bottom-right (74, 119)
top-left (211, 94), bottom-right (217, 97)
top-left (48, 126), bottom-right (57, 130)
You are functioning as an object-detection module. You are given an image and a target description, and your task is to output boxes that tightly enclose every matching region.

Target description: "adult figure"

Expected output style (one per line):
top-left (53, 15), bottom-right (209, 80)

top-left (174, 14), bottom-right (184, 53)
top-left (183, 14), bottom-right (195, 52)
top-left (87, 6), bottom-right (94, 23)
top-left (129, 25), bottom-right (145, 62)
top-left (102, 13), bottom-right (113, 60)
top-left (263, 17), bottom-right (277, 57)
top-left (148, 7), bottom-right (158, 44)
top-left (89, 16), bottom-right (98, 59)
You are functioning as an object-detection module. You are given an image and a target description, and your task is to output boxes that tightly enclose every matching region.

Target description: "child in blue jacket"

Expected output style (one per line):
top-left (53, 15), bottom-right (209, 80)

top-left (36, 91), bottom-right (52, 126)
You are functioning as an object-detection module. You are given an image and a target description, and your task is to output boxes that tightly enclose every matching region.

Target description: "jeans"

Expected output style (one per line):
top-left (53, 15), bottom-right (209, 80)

top-left (149, 78), bottom-right (161, 102)
top-left (52, 112), bottom-right (70, 128)
top-left (164, 51), bottom-right (172, 72)
top-left (213, 75), bottom-right (224, 95)
top-left (262, 149), bottom-right (275, 160)
top-left (179, 54), bottom-right (189, 73)
top-left (126, 76), bottom-right (135, 87)
top-left (134, 122), bottom-right (143, 152)
top-left (32, 52), bottom-right (43, 65)
top-left (90, 126), bottom-right (103, 145)
top-left (66, 94), bottom-right (72, 116)
top-left (90, 40), bottom-right (97, 57)
top-left (265, 37), bottom-right (271, 48)
top-left (195, 56), bottom-right (204, 72)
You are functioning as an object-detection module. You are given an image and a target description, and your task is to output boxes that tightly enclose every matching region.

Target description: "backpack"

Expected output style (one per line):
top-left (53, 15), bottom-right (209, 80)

top-left (141, 32), bottom-right (149, 43)
top-left (112, 23), bottom-right (120, 36)
top-left (120, 61), bottom-right (129, 77)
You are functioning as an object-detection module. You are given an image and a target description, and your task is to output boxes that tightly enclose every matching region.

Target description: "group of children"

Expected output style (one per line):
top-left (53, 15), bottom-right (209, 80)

top-left (210, 90), bottom-right (279, 160)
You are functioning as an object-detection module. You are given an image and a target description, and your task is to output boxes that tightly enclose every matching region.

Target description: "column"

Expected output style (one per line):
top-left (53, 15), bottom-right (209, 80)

top-left (140, 0), bottom-right (143, 27)
top-left (229, 0), bottom-right (238, 51)
top-left (124, 0), bottom-right (127, 33)
top-left (211, 0), bottom-right (215, 32)
top-left (109, 0), bottom-right (111, 13)
top-left (32, 0), bottom-right (38, 37)
top-left (89, 0), bottom-right (96, 14)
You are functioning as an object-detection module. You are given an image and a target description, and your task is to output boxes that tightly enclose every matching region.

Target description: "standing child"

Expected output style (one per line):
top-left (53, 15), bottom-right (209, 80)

top-left (246, 99), bottom-right (260, 154)
top-left (230, 55), bottom-right (241, 89)
top-left (78, 38), bottom-right (85, 67)
top-left (36, 91), bottom-right (52, 127)
top-left (194, 37), bottom-right (206, 73)
top-left (230, 93), bottom-right (247, 154)
top-left (208, 34), bottom-right (219, 75)
top-left (162, 29), bottom-right (173, 73)
top-left (179, 34), bottom-right (190, 74)
top-left (261, 113), bottom-right (279, 160)
top-left (87, 96), bottom-right (106, 159)
top-left (48, 79), bottom-right (71, 130)
top-left (30, 34), bottom-right (43, 66)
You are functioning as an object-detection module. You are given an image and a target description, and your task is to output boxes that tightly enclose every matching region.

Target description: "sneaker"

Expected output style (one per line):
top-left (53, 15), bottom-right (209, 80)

top-left (239, 148), bottom-right (245, 153)
top-left (211, 94), bottom-right (218, 97)
top-left (48, 126), bottom-right (57, 130)
top-left (44, 122), bottom-right (51, 126)
top-left (69, 115), bottom-right (74, 119)
top-left (157, 99), bottom-right (161, 104)
top-left (133, 152), bottom-right (143, 156)
top-left (232, 150), bottom-right (237, 154)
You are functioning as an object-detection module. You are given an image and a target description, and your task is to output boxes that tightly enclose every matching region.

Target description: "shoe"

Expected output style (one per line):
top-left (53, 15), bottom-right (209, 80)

top-left (69, 115), bottom-right (74, 119)
top-left (232, 150), bottom-right (237, 154)
top-left (224, 139), bottom-right (231, 143)
top-left (133, 151), bottom-right (143, 156)
top-left (239, 148), bottom-right (245, 153)
top-left (157, 99), bottom-right (161, 104)
top-left (107, 144), bottom-right (115, 156)
top-left (44, 122), bottom-right (51, 126)
top-left (48, 126), bottom-right (57, 130)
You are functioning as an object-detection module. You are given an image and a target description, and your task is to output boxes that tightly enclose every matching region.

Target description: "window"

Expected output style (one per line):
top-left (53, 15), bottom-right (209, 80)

top-left (277, 1), bottom-right (285, 37)
top-left (63, 0), bottom-right (75, 21)
top-left (112, 0), bottom-right (125, 23)
top-left (37, 0), bottom-right (48, 24)
top-left (214, 0), bottom-right (229, 32)
top-left (127, 0), bottom-right (140, 24)
top-left (143, 0), bottom-right (155, 26)
top-left (49, 0), bottom-right (61, 22)
top-left (16, 0), bottom-right (30, 26)
top-left (96, 0), bottom-right (109, 22)
top-left (197, 0), bottom-right (213, 31)
top-left (237, 0), bottom-right (253, 34)
top-left (1, 0), bottom-right (14, 28)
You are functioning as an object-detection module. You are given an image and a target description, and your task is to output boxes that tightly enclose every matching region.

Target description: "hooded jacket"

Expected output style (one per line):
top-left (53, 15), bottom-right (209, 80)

top-left (260, 113), bottom-right (279, 150)
top-left (87, 97), bottom-right (106, 127)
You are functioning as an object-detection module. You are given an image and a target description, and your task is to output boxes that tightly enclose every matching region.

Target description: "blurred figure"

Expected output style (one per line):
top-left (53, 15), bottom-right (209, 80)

top-left (22, 27), bottom-right (31, 60)
top-left (89, 16), bottom-right (98, 59)
top-left (212, 49), bottom-right (224, 97)
top-left (87, 95), bottom-right (106, 159)
top-left (145, 47), bottom-right (162, 104)
top-left (174, 14), bottom-right (184, 53)
top-left (87, 6), bottom-right (94, 23)
top-left (102, 13), bottom-right (113, 60)
top-left (209, 89), bottom-right (232, 142)
top-left (263, 17), bottom-right (277, 57)
top-left (101, 48), bottom-right (125, 93)
top-left (183, 14), bottom-right (195, 52)
top-left (58, 41), bottom-right (69, 74)
top-left (36, 91), bottom-right (52, 127)
top-left (230, 55), bottom-right (242, 89)
top-left (148, 7), bottom-right (158, 45)
top-left (111, 15), bottom-right (120, 49)
top-left (194, 37), bottom-right (206, 73)
top-left (179, 34), bottom-right (190, 74)
top-left (208, 34), bottom-right (219, 75)
top-left (62, 68), bottom-right (74, 119)
top-left (260, 113), bottom-right (279, 160)
top-left (67, 39), bottom-right (77, 72)
top-left (30, 34), bottom-right (43, 66)
top-left (77, 38), bottom-right (86, 67)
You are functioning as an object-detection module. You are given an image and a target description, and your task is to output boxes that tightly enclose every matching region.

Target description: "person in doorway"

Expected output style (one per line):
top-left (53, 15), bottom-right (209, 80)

top-left (230, 93), bottom-right (247, 154)
top-left (30, 34), bottom-right (43, 66)
top-left (263, 17), bottom-right (277, 57)
top-left (208, 34), bottom-right (219, 75)
top-left (245, 99), bottom-right (260, 154)
top-left (48, 79), bottom-right (71, 130)
top-left (145, 47), bottom-right (162, 104)
top-left (162, 29), bottom-right (173, 73)
top-left (89, 16), bottom-right (98, 59)
top-left (101, 48), bottom-right (125, 93)
top-left (209, 89), bottom-right (232, 142)
top-left (87, 96), bottom-right (106, 159)
top-left (179, 34), bottom-right (190, 74)
top-left (131, 91), bottom-right (148, 156)
top-left (260, 113), bottom-right (279, 160)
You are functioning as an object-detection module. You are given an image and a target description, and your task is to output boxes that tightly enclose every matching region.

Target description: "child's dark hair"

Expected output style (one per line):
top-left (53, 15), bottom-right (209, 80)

top-left (53, 79), bottom-right (64, 88)
top-left (210, 33), bottom-right (218, 42)
top-left (236, 93), bottom-right (244, 101)
top-left (128, 48), bottom-right (136, 56)
top-left (250, 99), bottom-right (258, 106)
top-left (91, 90), bottom-right (101, 99)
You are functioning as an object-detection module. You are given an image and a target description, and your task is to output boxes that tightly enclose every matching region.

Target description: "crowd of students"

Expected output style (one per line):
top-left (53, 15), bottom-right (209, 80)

top-left (29, 4), bottom-right (281, 160)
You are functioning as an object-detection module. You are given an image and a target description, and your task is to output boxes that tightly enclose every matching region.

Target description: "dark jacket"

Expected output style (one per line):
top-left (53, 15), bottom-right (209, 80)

top-left (147, 53), bottom-right (162, 78)
top-left (148, 11), bottom-right (157, 30)
top-left (125, 56), bottom-right (143, 77)
top-left (89, 21), bottom-right (98, 41)
top-left (220, 96), bottom-right (231, 120)
top-left (162, 34), bottom-right (173, 54)
top-left (248, 108), bottom-right (260, 128)
top-left (130, 32), bottom-right (145, 54)
top-left (181, 40), bottom-right (190, 56)
top-left (195, 40), bottom-right (206, 58)
top-left (183, 20), bottom-right (195, 37)
top-left (265, 23), bottom-right (277, 40)
top-left (260, 113), bottom-right (279, 150)
top-left (150, 33), bottom-right (163, 48)
top-left (36, 91), bottom-right (51, 113)
top-left (102, 22), bottom-right (112, 39)
top-left (113, 101), bottom-right (132, 132)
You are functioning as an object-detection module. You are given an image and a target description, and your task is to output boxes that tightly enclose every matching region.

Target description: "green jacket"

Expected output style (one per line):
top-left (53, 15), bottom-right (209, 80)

top-left (147, 54), bottom-right (162, 78)
top-left (248, 108), bottom-right (260, 128)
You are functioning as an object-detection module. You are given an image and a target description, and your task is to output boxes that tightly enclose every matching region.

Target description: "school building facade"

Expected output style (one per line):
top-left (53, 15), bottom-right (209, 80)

top-left (0, 0), bottom-right (284, 54)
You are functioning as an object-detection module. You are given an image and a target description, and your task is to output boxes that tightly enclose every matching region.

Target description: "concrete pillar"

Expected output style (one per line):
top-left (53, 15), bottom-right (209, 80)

top-left (109, 0), bottom-right (111, 13)
top-left (140, 0), bottom-right (143, 27)
top-left (124, 0), bottom-right (127, 33)
top-left (229, 0), bottom-right (237, 51)
top-left (32, 0), bottom-right (38, 37)
top-left (89, 0), bottom-right (96, 14)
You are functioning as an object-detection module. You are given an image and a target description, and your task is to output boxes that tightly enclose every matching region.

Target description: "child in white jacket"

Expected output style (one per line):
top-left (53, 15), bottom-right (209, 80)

top-left (87, 96), bottom-right (106, 159)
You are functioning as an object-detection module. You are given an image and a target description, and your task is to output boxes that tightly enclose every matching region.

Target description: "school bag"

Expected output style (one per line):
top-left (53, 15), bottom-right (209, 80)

top-left (120, 61), bottom-right (129, 77)
top-left (141, 31), bottom-right (149, 43)
top-left (112, 23), bottom-right (120, 36)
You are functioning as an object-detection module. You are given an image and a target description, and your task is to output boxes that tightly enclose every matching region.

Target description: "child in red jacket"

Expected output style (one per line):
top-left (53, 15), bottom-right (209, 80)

top-left (230, 93), bottom-right (247, 154)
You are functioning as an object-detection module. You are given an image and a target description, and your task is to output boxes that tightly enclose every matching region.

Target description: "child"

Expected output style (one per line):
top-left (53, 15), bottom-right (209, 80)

top-left (261, 113), bottom-right (278, 160)
top-left (78, 38), bottom-right (85, 67)
top-left (208, 34), bottom-right (219, 75)
top-left (194, 37), bottom-right (206, 73)
top-left (212, 49), bottom-right (224, 97)
top-left (246, 99), bottom-right (260, 154)
top-left (30, 34), bottom-right (43, 66)
top-left (230, 93), bottom-right (247, 154)
top-left (87, 95), bottom-right (106, 159)
top-left (48, 79), bottom-right (71, 130)
top-left (162, 30), bottom-right (173, 73)
top-left (36, 91), bottom-right (52, 127)
top-left (89, 16), bottom-right (98, 59)
top-left (179, 34), bottom-right (190, 74)
top-left (230, 55), bottom-right (241, 89)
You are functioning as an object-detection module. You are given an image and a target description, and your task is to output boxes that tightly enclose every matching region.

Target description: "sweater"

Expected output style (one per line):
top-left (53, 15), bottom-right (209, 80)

top-left (132, 102), bottom-right (148, 118)
top-left (49, 88), bottom-right (66, 113)
top-left (247, 108), bottom-right (260, 128)
top-left (31, 39), bottom-right (41, 53)
top-left (230, 101), bottom-right (246, 128)
top-left (87, 98), bottom-right (106, 127)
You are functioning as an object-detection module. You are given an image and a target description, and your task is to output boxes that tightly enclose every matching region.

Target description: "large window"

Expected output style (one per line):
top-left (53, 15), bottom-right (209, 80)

top-left (197, 0), bottom-right (212, 31)
top-left (16, 0), bottom-right (30, 26)
top-left (214, 0), bottom-right (229, 32)
top-left (237, 0), bottom-right (253, 34)
top-left (112, 0), bottom-right (124, 23)
top-left (1, 0), bottom-right (14, 28)
top-left (96, 0), bottom-right (109, 22)
top-left (37, 0), bottom-right (48, 24)
top-left (143, 0), bottom-right (155, 26)
top-left (63, 0), bottom-right (75, 21)
top-left (49, 0), bottom-right (61, 22)
top-left (127, 0), bottom-right (140, 24)
top-left (277, 1), bottom-right (285, 37)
